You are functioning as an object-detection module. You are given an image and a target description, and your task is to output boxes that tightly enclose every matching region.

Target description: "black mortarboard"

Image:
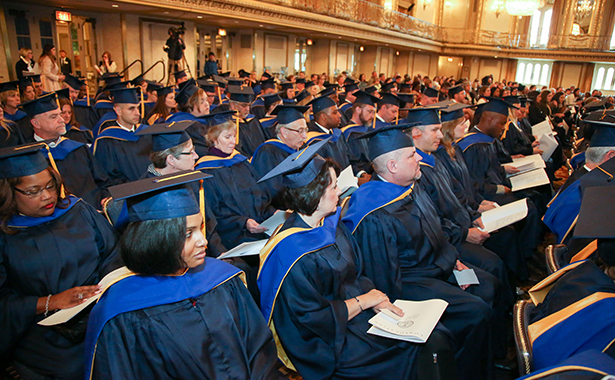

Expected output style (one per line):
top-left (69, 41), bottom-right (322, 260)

top-left (135, 120), bottom-right (194, 151)
top-left (108, 170), bottom-right (209, 222)
top-left (423, 87), bottom-right (438, 98)
top-left (295, 78), bottom-right (306, 84)
top-left (155, 85), bottom-right (175, 98)
top-left (396, 93), bottom-right (415, 106)
top-left (197, 80), bottom-right (219, 93)
top-left (100, 73), bottom-right (123, 86)
top-left (271, 105), bottom-right (309, 124)
top-left (238, 69), bottom-right (250, 79)
top-left (381, 82), bottom-right (397, 93)
top-left (110, 87), bottom-right (141, 104)
top-left (304, 80), bottom-right (316, 89)
top-left (219, 71), bottom-right (231, 78)
top-left (425, 100), bottom-right (456, 108)
top-left (404, 107), bottom-right (443, 125)
top-left (0, 143), bottom-right (49, 178)
top-left (130, 74), bottom-right (146, 86)
top-left (584, 99), bottom-right (610, 112)
top-left (262, 93), bottom-right (282, 109)
top-left (227, 85), bottom-right (255, 103)
top-left (261, 72), bottom-right (272, 80)
top-left (518, 84), bottom-right (526, 92)
top-left (476, 97), bottom-right (518, 116)
top-left (518, 96), bottom-right (529, 107)
top-left (378, 93), bottom-right (406, 108)
top-left (173, 70), bottom-right (187, 81)
top-left (503, 95), bottom-right (521, 104)
top-left (23, 72), bottom-right (42, 83)
top-left (280, 82), bottom-right (294, 91)
top-left (146, 81), bottom-right (163, 93)
top-left (574, 186), bottom-right (615, 239)
top-left (213, 75), bottom-right (228, 89)
top-left (358, 123), bottom-right (420, 162)
top-left (309, 95), bottom-right (336, 114)
top-left (175, 79), bottom-right (199, 106)
top-left (260, 79), bottom-right (276, 90)
top-left (102, 81), bottom-right (130, 92)
top-left (227, 78), bottom-right (245, 86)
top-left (258, 138), bottom-right (330, 189)
top-left (19, 93), bottom-right (60, 117)
top-left (448, 84), bottom-right (464, 98)
top-left (441, 103), bottom-right (474, 122)
top-left (199, 110), bottom-right (237, 127)
top-left (318, 87), bottom-right (336, 98)
top-left (399, 83), bottom-right (411, 91)
top-left (64, 74), bottom-right (84, 91)
top-left (343, 77), bottom-right (356, 85)
top-left (0, 81), bottom-right (20, 93)
top-left (365, 85), bottom-right (378, 95)
top-left (583, 119), bottom-right (615, 147)
top-left (294, 90), bottom-right (311, 103)
top-left (54, 88), bottom-right (70, 101)
top-left (353, 90), bottom-right (380, 107)
top-left (343, 82), bottom-right (359, 92)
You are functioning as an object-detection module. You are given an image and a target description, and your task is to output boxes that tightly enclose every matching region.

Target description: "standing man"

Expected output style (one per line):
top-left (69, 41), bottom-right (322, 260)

top-left (58, 50), bottom-right (72, 76)
top-left (204, 52), bottom-right (219, 79)
top-left (164, 26), bottom-right (186, 85)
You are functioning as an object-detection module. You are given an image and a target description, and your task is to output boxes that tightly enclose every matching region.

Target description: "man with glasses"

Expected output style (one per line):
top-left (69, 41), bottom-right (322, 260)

top-left (251, 105), bottom-right (309, 208)
top-left (228, 85), bottom-right (266, 157)
top-left (21, 92), bottom-right (111, 209)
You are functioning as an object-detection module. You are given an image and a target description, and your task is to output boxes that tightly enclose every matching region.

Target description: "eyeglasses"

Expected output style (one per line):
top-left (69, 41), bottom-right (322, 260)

top-left (179, 149), bottom-right (196, 156)
top-left (14, 179), bottom-right (56, 197)
top-left (283, 126), bottom-right (309, 134)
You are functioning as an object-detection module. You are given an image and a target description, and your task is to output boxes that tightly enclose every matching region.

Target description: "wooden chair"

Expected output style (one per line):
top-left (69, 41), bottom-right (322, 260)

top-left (513, 299), bottom-right (535, 377)
top-left (545, 244), bottom-right (567, 275)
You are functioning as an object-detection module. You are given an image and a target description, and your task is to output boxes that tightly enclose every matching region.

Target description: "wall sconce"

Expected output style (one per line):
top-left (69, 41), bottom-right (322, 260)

top-left (306, 39), bottom-right (313, 45)
top-left (396, 51), bottom-right (400, 55)
top-left (218, 28), bottom-right (226, 36)
top-left (423, 0), bottom-right (433, 10)
top-left (359, 46), bottom-right (364, 51)
top-left (492, 0), bottom-right (505, 18)
top-left (447, 57), bottom-right (453, 62)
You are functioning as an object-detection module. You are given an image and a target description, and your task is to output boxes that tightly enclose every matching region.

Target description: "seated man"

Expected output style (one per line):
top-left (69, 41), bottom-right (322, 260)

top-left (372, 93), bottom-right (405, 130)
top-left (343, 125), bottom-right (503, 380)
top-left (306, 95), bottom-right (350, 169)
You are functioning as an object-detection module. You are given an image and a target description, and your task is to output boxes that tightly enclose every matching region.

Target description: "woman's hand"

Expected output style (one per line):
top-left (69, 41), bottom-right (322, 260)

top-left (503, 164), bottom-right (519, 175)
top-left (58, 74), bottom-right (65, 81)
top-left (246, 219), bottom-right (267, 234)
top-left (477, 200), bottom-right (497, 213)
top-left (49, 285), bottom-right (101, 311)
top-left (373, 299), bottom-right (404, 317)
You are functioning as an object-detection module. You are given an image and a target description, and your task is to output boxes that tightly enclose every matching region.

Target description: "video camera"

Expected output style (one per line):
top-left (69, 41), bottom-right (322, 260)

top-left (169, 23), bottom-right (186, 37)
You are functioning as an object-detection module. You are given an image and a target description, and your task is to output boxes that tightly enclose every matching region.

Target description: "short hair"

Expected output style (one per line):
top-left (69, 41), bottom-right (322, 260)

top-left (120, 216), bottom-right (187, 275)
top-left (0, 90), bottom-right (18, 107)
top-left (150, 139), bottom-right (190, 169)
top-left (178, 88), bottom-right (206, 113)
top-left (282, 158), bottom-right (340, 215)
top-left (205, 120), bottom-right (236, 147)
top-left (586, 146), bottom-right (615, 165)
top-left (372, 149), bottom-right (404, 175)
top-left (350, 103), bottom-right (370, 115)
top-left (275, 119), bottom-right (303, 136)
top-left (19, 47), bottom-right (32, 58)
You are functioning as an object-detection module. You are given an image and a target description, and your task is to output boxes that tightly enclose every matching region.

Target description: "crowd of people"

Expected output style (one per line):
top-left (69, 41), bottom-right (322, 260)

top-left (1, 54), bottom-right (615, 380)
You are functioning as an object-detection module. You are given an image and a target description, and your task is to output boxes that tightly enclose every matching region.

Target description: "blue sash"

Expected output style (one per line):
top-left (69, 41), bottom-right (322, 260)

top-left (93, 100), bottom-right (114, 110)
top-left (84, 258), bottom-right (242, 378)
top-left (252, 139), bottom-right (296, 161)
top-left (340, 123), bottom-right (367, 139)
top-left (455, 131), bottom-right (495, 152)
top-left (259, 117), bottom-right (277, 129)
top-left (339, 102), bottom-right (352, 113)
top-left (416, 148), bottom-right (436, 168)
top-left (194, 150), bottom-right (248, 170)
top-left (7, 196), bottom-right (80, 228)
top-left (570, 151), bottom-right (586, 171)
top-left (258, 208), bottom-right (340, 323)
top-left (282, 98), bottom-right (296, 104)
top-left (73, 99), bottom-right (93, 107)
top-left (372, 117), bottom-right (390, 131)
top-left (48, 137), bottom-right (85, 161)
top-left (543, 180), bottom-right (582, 244)
top-left (165, 112), bottom-right (196, 123)
top-left (342, 181), bottom-right (414, 234)
top-left (252, 97), bottom-right (265, 107)
top-left (306, 128), bottom-right (342, 144)
top-left (95, 124), bottom-right (147, 142)
top-left (4, 110), bottom-right (27, 122)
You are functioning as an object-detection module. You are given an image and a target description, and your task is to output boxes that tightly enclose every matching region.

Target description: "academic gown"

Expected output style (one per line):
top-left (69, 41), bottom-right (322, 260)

top-left (93, 110), bottom-right (117, 137)
top-left (5, 111), bottom-right (33, 143)
top-left (0, 197), bottom-right (119, 379)
top-left (195, 149), bottom-right (276, 249)
top-left (0, 121), bottom-right (27, 148)
top-left (528, 260), bottom-right (615, 369)
top-left (341, 123), bottom-right (372, 175)
top-left (48, 138), bottom-right (112, 210)
top-left (501, 120), bottom-right (533, 156)
top-left (72, 99), bottom-right (97, 131)
top-left (164, 112), bottom-right (210, 157)
top-left (306, 121), bottom-right (351, 169)
top-left (343, 178), bottom-right (500, 380)
top-left (250, 97), bottom-right (266, 120)
top-left (371, 115), bottom-right (390, 130)
top-left (517, 350), bottom-right (615, 380)
top-left (92, 123), bottom-right (152, 185)
top-left (64, 124), bottom-right (94, 145)
top-left (259, 210), bottom-right (422, 380)
top-left (90, 262), bottom-right (283, 380)
top-left (250, 139), bottom-right (297, 209)
top-left (235, 114), bottom-right (267, 158)
top-left (258, 116), bottom-right (278, 140)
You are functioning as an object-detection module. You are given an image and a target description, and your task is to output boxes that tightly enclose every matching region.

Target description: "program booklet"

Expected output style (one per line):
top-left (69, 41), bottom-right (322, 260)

top-left (367, 299), bottom-right (448, 343)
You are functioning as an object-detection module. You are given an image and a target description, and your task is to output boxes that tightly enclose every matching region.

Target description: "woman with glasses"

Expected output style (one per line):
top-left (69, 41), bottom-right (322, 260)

top-left (0, 144), bottom-right (119, 379)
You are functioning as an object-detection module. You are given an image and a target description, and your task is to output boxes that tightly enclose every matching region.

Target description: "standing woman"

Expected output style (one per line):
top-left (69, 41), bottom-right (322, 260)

top-left (0, 144), bottom-right (119, 379)
top-left (95, 51), bottom-right (117, 76)
top-left (38, 44), bottom-right (65, 92)
top-left (85, 172), bottom-right (284, 380)
top-left (15, 48), bottom-right (35, 80)
top-left (146, 86), bottom-right (176, 125)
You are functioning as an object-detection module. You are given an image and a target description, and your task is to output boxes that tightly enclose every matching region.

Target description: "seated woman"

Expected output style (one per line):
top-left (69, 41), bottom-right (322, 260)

top-left (85, 171), bottom-right (284, 380)
top-left (0, 81), bottom-right (28, 135)
top-left (500, 95), bottom-right (540, 157)
top-left (59, 98), bottom-right (94, 145)
top-left (19, 81), bottom-right (36, 103)
top-left (195, 111), bottom-right (276, 250)
top-left (0, 106), bottom-right (26, 149)
top-left (257, 141), bottom-right (456, 380)
top-left (165, 79), bottom-right (210, 156)
top-left (0, 144), bottom-right (119, 379)
top-left (145, 85), bottom-right (176, 125)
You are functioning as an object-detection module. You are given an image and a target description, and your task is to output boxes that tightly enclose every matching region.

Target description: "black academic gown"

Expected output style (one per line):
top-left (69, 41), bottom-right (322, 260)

top-left (502, 120), bottom-right (533, 156)
top-left (0, 199), bottom-right (119, 379)
top-left (347, 179), bottom-right (500, 380)
top-left (92, 123), bottom-right (152, 185)
top-left (64, 125), bottom-right (94, 145)
top-left (306, 121), bottom-right (351, 169)
top-left (93, 275), bottom-right (283, 380)
top-left (250, 140), bottom-right (295, 209)
top-left (341, 123), bottom-right (372, 175)
top-left (272, 213), bottom-right (422, 380)
top-left (197, 149), bottom-right (276, 249)
top-left (0, 121), bottom-right (26, 148)
top-left (236, 115), bottom-right (267, 158)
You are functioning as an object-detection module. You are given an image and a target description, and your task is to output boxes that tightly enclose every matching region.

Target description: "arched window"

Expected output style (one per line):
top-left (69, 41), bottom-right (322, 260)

top-left (529, 9), bottom-right (541, 46)
top-left (595, 67), bottom-right (606, 90)
top-left (532, 64), bottom-right (541, 84)
top-left (540, 64), bottom-right (550, 85)
top-left (529, 6), bottom-right (553, 47)
top-left (524, 63), bottom-right (534, 83)
top-left (604, 68), bottom-right (615, 91)
top-left (539, 9), bottom-right (552, 46)
top-left (516, 63), bottom-right (526, 83)
top-left (516, 60), bottom-right (553, 85)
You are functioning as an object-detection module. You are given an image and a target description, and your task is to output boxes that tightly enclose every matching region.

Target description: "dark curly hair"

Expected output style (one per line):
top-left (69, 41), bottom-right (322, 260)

top-left (282, 158), bottom-right (340, 216)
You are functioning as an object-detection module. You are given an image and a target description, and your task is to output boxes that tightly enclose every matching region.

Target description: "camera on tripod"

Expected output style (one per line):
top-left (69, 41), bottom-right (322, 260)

top-left (169, 23), bottom-right (186, 37)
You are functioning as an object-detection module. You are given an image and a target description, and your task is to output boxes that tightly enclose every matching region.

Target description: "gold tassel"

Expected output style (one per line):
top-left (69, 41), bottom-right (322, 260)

top-left (140, 89), bottom-right (145, 122)
top-left (235, 114), bottom-right (240, 144)
top-left (86, 79), bottom-right (90, 107)
top-left (199, 179), bottom-right (206, 237)
top-left (42, 143), bottom-right (66, 198)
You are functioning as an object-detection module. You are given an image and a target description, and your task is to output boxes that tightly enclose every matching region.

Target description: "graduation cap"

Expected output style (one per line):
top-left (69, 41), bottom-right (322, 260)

top-left (197, 80), bottom-right (219, 93)
top-left (130, 74), bottom-right (146, 86)
top-left (102, 81), bottom-right (130, 92)
top-left (476, 97), bottom-right (518, 117)
top-left (518, 84), bottom-right (526, 92)
top-left (0, 143), bottom-right (49, 178)
top-left (227, 78), bottom-right (245, 86)
top-left (199, 110), bottom-right (237, 127)
top-left (441, 103), bottom-right (475, 122)
top-left (227, 85), bottom-right (255, 103)
top-left (353, 90), bottom-right (380, 107)
top-left (378, 93), bottom-right (406, 108)
top-left (110, 87), bottom-right (141, 104)
top-left (258, 137), bottom-right (330, 189)
top-left (518, 96), bottom-right (529, 107)
top-left (381, 82), bottom-right (397, 93)
top-left (146, 81), bottom-right (163, 93)
top-left (0, 81), bottom-right (20, 93)
top-left (262, 93), bottom-right (282, 109)
top-left (304, 80), bottom-right (316, 89)
top-left (238, 69), bottom-right (250, 79)
top-left (574, 186), bottom-right (615, 241)
top-left (261, 72), bottom-right (272, 80)
top-left (343, 77), bottom-right (356, 86)
top-left (343, 82), bottom-right (359, 93)
top-left (404, 106), bottom-right (444, 125)
top-left (155, 85), bottom-right (174, 98)
top-left (218, 71), bottom-right (230, 78)
top-left (175, 79), bottom-right (199, 106)
top-left (503, 95), bottom-right (521, 104)
top-left (364, 85), bottom-right (378, 94)
top-left (63, 74), bottom-right (84, 91)
top-left (294, 90), bottom-right (311, 103)
top-left (318, 86), bottom-right (336, 98)
top-left (422, 87), bottom-right (439, 98)
top-left (309, 95), bottom-right (336, 114)
top-left (136, 120), bottom-right (194, 151)
top-left (295, 78), bottom-right (306, 84)
top-left (19, 93), bottom-right (60, 117)
top-left (173, 70), bottom-right (187, 81)
top-left (399, 83), bottom-right (412, 91)
top-left (22, 72), bottom-right (42, 82)
top-left (271, 105), bottom-right (309, 124)
top-left (54, 88), bottom-right (70, 101)
top-left (108, 170), bottom-right (210, 222)
top-left (448, 85), bottom-right (464, 98)
top-left (358, 123), bottom-right (420, 162)
top-left (213, 75), bottom-right (228, 88)
top-left (396, 93), bottom-right (415, 107)
top-left (584, 98), bottom-right (610, 112)
top-left (100, 73), bottom-right (123, 86)
top-left (260, 79), bottom-right (276, 90)
top-left (280, 82), bottom-right (294, 91)
top-left (582, 119), bottom-right (615, 147)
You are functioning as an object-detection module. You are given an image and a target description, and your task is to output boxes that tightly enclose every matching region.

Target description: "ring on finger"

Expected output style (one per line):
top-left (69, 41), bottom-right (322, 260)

top-left (78, 293), bottom-right (83, 300)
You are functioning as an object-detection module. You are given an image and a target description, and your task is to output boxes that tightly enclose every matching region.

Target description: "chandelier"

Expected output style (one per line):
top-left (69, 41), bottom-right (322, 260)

top-left (576, 0), bottom-right (593, 19)
top-left (504, 0), bottom-right (543, 16)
